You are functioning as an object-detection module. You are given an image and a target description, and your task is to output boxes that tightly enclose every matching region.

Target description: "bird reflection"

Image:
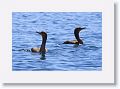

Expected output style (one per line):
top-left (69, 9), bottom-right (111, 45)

top-left (40, 52), bottom-right (46, 60)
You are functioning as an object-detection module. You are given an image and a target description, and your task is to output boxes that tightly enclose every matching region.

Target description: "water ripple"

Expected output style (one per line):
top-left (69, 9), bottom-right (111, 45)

top-left (12, 12), bottom-right (102, 71)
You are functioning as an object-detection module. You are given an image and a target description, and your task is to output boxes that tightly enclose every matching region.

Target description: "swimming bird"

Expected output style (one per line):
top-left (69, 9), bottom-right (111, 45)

top-left (31, 31), bottom-right (47, 53)
top-left (63, 27), bottom-right (85, 44)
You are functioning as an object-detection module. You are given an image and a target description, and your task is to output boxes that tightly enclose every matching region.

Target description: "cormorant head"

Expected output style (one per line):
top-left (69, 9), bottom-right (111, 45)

top-left (75, 27), bottom-right (86, 32)
top-left (36, 31), bottom-right (47, 39)
top-left (74, 27), bottom-right (86, 34)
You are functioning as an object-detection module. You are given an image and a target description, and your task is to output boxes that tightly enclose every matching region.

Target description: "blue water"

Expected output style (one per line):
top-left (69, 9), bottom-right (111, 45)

top-left (12, 12), bottom-right (102, 71)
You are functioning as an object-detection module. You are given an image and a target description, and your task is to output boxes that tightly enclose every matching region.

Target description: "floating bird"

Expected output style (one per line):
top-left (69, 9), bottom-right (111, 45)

top-left (31, 31), bottom-right (47, 53)
top-left (63, 27), bottom-right (85, 44)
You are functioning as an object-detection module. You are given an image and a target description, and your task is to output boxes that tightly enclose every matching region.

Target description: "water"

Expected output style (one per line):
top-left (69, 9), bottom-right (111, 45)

top-left (12, 12), bottom-right (102, 71)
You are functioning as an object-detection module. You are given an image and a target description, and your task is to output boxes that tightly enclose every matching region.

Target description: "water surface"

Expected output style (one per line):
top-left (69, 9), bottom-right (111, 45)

top-left (12, 12), bottom-right (102, 71)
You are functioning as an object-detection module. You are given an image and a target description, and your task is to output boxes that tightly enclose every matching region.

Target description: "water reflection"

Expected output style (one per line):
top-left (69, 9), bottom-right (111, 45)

top-left (40, 52), bottom-right (46, 60)
top-left (73, 44), bottom-right (79, 48)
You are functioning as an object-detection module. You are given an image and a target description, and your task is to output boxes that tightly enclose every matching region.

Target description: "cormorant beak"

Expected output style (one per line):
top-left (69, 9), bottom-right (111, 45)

top-left (36, 31), bottom-right (41, 34)
top-left (80, 27), bottom-right (86, 30)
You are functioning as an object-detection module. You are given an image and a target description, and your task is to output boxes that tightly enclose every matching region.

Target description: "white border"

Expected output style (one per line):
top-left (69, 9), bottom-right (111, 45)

top-left (0, 0), bottom-right (114, 83)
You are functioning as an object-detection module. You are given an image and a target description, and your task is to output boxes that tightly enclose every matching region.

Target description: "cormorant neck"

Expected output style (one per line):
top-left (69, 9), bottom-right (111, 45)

top-left (74, 30), bottom-right (83, 44)
top-left (42, 36), bottom-right (47, 46)
top-left (40, 35), bottom-right (47, 53)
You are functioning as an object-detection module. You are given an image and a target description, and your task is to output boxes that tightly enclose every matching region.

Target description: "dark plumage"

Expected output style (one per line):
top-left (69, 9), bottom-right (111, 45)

top-left (31, 31), bottom-right (47, 53)
top-left (63, 27), bottom-right (85, 44)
